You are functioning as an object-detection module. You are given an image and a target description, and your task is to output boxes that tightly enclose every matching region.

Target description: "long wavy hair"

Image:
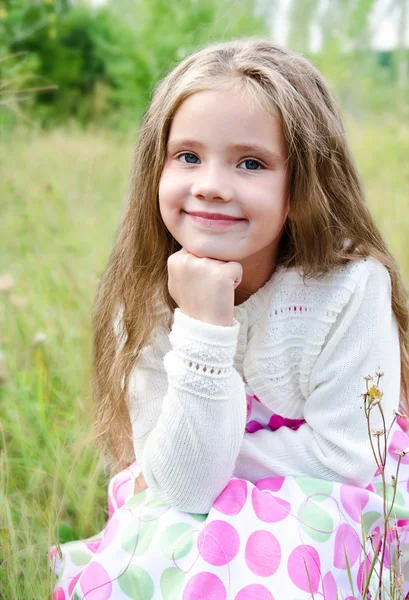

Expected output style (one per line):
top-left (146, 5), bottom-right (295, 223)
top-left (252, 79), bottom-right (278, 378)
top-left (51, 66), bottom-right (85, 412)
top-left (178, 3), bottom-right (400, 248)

top-left (92, 39), bottom-right (409, 474)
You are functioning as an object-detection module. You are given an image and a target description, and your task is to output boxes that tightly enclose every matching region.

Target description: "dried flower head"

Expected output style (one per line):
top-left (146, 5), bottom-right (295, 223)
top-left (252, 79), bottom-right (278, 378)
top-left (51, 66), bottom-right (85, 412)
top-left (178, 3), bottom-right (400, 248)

top-left (367, 385), bottom-right (383, 406)
top-left (372, 429), bottom-right (385, 437)
top-left (368, 385), bottom-right (382, 398)
top-left (32, 332), bottom-right (47, 346)
top-left (9, 295), bottom-right (28, 310)
top-left (364, 375), bottom-right (374, 381)
top-left (0, 273), bottom-right (14, 293)
top-left (393, 572), bottom-right (404, 592)
top-left (395, 448), bottom-right (409, 457)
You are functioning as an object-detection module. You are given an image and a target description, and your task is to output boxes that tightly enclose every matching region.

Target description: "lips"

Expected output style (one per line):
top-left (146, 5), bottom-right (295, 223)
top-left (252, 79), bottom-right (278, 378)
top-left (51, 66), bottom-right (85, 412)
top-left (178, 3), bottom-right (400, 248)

top-left (185, 211), bottom-right (244, 221)
top-left (184, 211), bottom-right (246, 230)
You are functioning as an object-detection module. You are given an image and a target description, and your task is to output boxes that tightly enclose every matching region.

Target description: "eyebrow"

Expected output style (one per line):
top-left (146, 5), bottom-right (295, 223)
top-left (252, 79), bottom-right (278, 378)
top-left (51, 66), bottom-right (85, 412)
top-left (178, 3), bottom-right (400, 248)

top-left (167, 139), bottom-right (286, 164)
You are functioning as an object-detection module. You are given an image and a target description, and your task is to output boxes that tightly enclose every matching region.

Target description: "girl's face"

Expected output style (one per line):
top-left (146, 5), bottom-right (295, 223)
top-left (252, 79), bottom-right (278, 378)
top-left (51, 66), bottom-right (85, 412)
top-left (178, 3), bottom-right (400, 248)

top-left (158, 89), bottom-right (290, 268)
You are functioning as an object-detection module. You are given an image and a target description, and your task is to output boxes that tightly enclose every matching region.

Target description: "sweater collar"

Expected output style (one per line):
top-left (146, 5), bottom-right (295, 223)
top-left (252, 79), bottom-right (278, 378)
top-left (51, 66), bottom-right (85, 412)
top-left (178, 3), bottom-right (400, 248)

top-left (234, 264), bottom-right (287, 327)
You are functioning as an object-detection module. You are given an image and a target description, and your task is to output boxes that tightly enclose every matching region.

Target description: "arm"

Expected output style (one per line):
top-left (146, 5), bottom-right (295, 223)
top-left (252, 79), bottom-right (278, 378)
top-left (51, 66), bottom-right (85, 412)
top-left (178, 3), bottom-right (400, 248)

top-left (127, 309), bottom-right (247, 513)
top-left (235, 260), bottom-right (401, 487)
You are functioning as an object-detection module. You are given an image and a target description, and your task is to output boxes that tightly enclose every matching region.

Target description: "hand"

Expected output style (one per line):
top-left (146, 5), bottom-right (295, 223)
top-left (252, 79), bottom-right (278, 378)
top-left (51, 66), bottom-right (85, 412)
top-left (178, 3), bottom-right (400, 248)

top-left (133, 473), bottom-right (148, 495)
top-left (167, 248), bottom-right (243, 327)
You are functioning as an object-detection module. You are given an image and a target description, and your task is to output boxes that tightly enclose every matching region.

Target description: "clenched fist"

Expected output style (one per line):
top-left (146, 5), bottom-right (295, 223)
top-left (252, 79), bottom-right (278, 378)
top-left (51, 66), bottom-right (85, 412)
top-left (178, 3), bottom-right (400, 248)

top-left (167, 248), bottom-right (243, 327)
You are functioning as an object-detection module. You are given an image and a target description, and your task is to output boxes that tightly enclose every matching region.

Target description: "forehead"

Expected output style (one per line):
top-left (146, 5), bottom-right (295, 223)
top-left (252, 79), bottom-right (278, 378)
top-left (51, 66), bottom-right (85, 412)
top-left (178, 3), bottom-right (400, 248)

top-left (168, 89), bottom-right (286, 156)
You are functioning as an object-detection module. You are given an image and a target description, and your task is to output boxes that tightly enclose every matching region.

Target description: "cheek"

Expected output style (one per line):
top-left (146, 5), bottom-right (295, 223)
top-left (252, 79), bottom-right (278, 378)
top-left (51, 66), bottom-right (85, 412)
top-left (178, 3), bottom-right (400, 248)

top-left (158, 172), bottom-right (183, 214)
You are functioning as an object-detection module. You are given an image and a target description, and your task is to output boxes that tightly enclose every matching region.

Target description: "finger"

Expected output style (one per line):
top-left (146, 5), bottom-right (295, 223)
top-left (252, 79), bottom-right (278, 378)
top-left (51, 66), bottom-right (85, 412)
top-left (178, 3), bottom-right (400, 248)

top-left (224, 262), bottom-right (243, 287)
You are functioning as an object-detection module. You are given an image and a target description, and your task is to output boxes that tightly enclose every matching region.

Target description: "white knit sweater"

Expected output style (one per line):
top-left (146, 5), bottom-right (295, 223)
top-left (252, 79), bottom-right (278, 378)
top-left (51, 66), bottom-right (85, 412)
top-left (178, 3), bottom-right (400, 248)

top-left (123, 257), bottom-right (400, 513)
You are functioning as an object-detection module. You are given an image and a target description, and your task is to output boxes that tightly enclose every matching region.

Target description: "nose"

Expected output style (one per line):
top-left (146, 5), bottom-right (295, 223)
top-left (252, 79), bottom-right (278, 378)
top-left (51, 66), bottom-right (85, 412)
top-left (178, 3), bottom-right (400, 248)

top-left (190, 165), bottom-right (233, 203)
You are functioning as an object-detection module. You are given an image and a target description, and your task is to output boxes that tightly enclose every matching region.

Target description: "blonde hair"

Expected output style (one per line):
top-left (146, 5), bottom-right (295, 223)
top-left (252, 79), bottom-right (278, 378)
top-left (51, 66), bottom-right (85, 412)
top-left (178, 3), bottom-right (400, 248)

top-left (92, 39), bottom-right (409, 473)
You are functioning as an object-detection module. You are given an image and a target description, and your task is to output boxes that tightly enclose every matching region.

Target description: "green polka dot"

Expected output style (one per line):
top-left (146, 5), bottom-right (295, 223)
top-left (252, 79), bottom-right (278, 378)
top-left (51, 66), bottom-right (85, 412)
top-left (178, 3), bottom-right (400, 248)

top-left (120, 514), bottom-right (158, 555)
top-left (294, 477), bottom-right (333, 501)
top-left (189, 512), bottom-right (207, 522)
top-left (160, 567), bottom-right (186, 600)
top-left (118, 565), bottom-right (154, 599)
top-left (297, 499), bottom-right (333, 543)
top-left (362, 511), bottom-right (382, 533)
top-left (147, 496), bottom-right (167, 509)
top-left (374, 484), bottom-right (408, 518)
top-left (159, 523), bottom-right (195, 560)
top-left (126, 490), bottom-right (148, 508)
top-left (68, 548), bottom-right (92, 566)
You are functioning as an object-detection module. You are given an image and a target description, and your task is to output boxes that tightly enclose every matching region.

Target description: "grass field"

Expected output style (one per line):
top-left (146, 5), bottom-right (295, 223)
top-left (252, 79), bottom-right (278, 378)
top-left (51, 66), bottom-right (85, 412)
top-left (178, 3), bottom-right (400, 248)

top-left (0, 118), bottom-right (408, 598)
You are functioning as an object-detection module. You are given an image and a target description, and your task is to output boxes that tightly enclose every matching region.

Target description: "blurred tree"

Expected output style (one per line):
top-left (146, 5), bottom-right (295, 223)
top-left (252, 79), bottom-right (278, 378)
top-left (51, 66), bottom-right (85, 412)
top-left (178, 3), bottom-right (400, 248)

top-left (1, 0), bottom-right (271, 128)
top-left (0, 0), bottom-right (63, 127)
top-left (286, 0), bottom-right (408, 115)
top-left (95, 0), bottom-right (272, 127)
top-left (287, 0), bottom-right (318, 53)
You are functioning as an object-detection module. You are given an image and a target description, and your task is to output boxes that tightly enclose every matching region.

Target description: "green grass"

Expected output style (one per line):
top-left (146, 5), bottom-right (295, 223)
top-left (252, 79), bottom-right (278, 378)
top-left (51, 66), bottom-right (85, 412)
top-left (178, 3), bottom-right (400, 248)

top-left (0, 118), bottom-right (408, 598)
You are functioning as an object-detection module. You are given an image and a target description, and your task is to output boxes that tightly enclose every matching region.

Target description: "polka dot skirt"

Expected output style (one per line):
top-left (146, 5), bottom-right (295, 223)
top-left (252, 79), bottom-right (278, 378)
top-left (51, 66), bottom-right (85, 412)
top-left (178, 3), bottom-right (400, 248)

top-left (50, 387), bottom-right (409, 599)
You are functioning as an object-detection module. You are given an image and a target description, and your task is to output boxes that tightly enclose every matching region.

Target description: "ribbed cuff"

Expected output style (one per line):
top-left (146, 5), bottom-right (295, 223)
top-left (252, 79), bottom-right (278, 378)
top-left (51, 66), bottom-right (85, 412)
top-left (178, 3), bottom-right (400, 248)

top-left (169, 308), bottom-right (240, 367)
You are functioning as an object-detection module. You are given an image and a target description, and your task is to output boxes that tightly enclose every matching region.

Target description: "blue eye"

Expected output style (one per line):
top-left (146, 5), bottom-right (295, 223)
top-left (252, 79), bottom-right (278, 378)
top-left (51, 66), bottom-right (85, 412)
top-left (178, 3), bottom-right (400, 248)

top-left (239, 159), bottom-right (264, 171)
top-left (176, 153), bottom-right (264, 170)
top-left (177, 152), bottom-right (200, 164)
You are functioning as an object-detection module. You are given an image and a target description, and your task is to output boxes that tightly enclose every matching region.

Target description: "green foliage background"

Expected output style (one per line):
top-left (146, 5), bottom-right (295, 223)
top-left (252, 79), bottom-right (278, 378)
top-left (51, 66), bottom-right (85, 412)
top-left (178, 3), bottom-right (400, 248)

top-left (0, 0), bottom-right (408, 597)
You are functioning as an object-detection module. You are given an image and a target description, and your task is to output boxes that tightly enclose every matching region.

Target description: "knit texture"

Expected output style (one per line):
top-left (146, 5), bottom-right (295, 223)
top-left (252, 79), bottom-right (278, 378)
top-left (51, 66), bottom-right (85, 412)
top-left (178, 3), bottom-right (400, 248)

top-left (125, 257), bottom-right (400, 513)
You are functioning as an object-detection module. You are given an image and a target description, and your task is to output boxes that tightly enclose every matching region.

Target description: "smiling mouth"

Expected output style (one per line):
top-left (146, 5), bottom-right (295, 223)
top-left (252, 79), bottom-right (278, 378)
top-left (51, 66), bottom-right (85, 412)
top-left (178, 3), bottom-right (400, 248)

top-left (184, 211), bottom-right (246, 229)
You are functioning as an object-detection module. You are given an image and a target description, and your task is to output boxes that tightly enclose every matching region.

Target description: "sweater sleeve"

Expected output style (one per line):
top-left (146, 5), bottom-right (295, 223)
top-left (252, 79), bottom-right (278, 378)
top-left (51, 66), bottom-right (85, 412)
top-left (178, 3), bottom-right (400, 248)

top-left (234, 260), bottom-right (401, 487)
top-left (127, 309), bottom-right (247, 513)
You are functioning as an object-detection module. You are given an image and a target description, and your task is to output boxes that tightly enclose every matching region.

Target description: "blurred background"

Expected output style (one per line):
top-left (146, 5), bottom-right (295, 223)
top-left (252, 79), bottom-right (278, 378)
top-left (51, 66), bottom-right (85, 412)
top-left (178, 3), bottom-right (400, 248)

top-left (0, 0), bottom-right (408, 596)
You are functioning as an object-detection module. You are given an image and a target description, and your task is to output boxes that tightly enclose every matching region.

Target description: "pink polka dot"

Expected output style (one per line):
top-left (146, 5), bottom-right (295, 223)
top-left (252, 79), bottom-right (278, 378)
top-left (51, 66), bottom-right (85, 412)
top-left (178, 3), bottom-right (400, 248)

top-left (183, 572), bottom-right (226, 600)
top-left (340, 485), bottom-right (369, 523)
top-left (333, 523), bottom-right (361, 569)
top-left (372, 526), bottom-right (390, 569)
top-left (235, 584), bottom-right (274, 600)
top-left (198, 521), bottom-right (240, 566)
top-left (251, 487), bottom-right (290, 523)
top-left (96, 515), bottom-right (120, 553)
top-left (111, 473), bottom-right (134, 509)
top-left (246, 394), bottom-right (253, 420)
top-left (245, 420), bottom-right (264, 433)
top-left (322, 572), bottom-right (337, 600)
top-left (78, 562), bottom-right (112, 599)
top-left (397, 415), bottom-right (408, 432)
top-left (68, 573), bottom-right (81, 596)
top-left (388, 430), bottom-right (409, 464)
top-left (365, 482), bottom-right (376, 493)
top-left (85, 540), bottom-right (102, 553)
top-left (245, 530), bottom-right (281, 577)
top-left (268, 414), bottom-right (305, 431)
top-left (357, 556), bottom-right (373, 594)
top-left (214, 480), bottom-right (247, 516)
top-left (287, 545), bottom-right (321, 593)
top-left (108, 494), bottom-right (115, 519)
top-left (255, 477), bottom-right (285, 493)
top-left (49, 546), bottom-right (59, 564)
top-left (52, 589), bottom-right (65, 600)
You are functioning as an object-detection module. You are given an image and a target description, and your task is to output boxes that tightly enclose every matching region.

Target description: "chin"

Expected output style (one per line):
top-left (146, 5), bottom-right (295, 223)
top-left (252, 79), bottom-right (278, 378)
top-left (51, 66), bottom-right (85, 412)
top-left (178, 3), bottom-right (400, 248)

top-left (185, 242), bottom-right (237, 262)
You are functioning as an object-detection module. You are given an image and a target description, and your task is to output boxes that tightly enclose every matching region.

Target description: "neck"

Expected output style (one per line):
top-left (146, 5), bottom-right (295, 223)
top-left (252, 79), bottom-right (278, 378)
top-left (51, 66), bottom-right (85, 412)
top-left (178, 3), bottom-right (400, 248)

top-left (234, 252), bottom-right (277, 306)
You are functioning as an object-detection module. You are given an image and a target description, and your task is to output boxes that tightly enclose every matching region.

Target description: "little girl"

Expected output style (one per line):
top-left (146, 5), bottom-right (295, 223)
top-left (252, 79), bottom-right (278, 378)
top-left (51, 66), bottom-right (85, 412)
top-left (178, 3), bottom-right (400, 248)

top-left (50, 39), bottom-right (409, 598)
